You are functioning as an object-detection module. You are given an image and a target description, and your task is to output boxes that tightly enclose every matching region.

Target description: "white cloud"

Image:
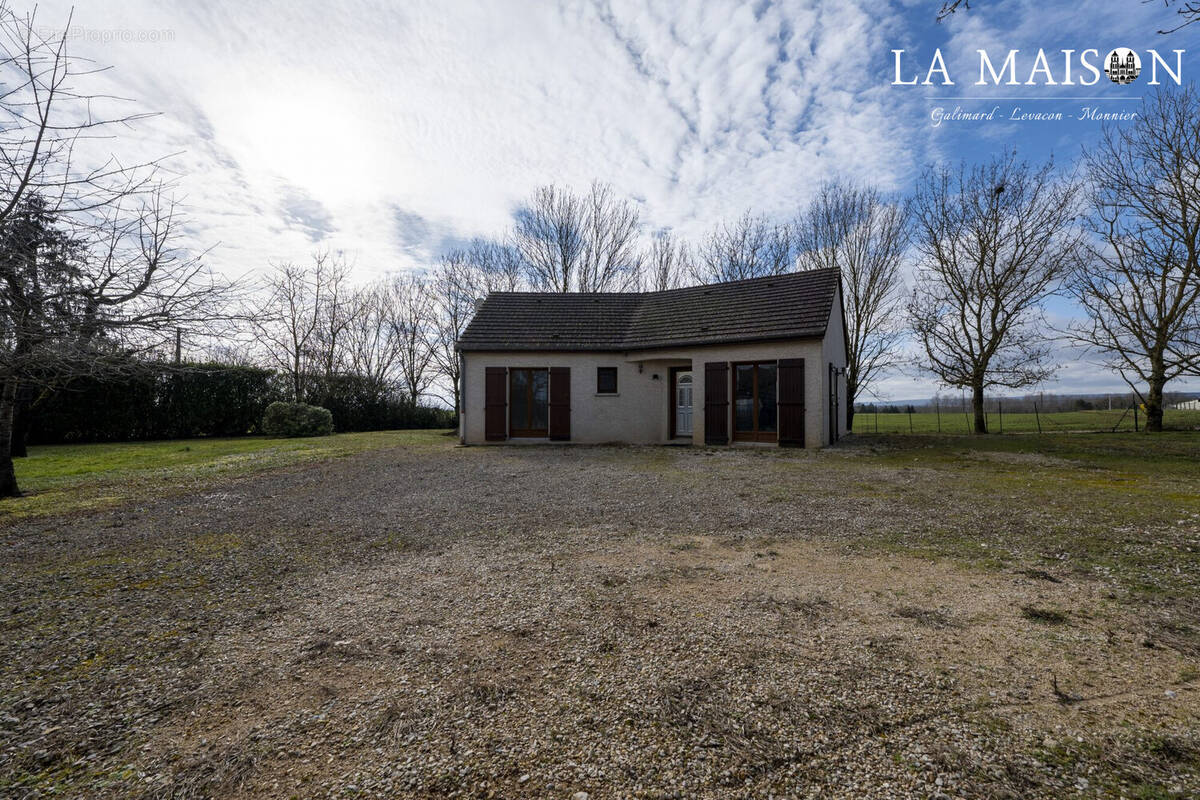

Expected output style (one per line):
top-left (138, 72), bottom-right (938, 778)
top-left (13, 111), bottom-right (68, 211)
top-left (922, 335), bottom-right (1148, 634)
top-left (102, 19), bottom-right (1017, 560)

top-left (23, 0), bottom-right (1200, 398)
top-left (31, 0), bottom-right (921, 276)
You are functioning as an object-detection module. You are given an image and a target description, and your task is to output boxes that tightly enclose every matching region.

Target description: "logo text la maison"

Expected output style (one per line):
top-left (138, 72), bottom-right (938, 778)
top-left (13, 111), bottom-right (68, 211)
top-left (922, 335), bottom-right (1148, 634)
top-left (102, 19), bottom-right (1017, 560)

top-left (892, 48), bottom-right (1184, 85)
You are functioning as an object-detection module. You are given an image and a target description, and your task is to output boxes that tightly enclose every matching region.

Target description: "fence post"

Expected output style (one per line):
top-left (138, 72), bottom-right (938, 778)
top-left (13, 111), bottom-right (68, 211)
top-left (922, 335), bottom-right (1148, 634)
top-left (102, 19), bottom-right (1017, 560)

top-left (1034, 402), bottom-right (1042, 434)
top-left (998, 400), bottom-right (1003, 434)
top-left (936, 400), bottom-right (941, 433)
top-left (1134, 404), bottom-right (1139, 432)
top-left (875, 407), bottom-right (878, 433)
top-left (908, 409), bottom-right (913, 433)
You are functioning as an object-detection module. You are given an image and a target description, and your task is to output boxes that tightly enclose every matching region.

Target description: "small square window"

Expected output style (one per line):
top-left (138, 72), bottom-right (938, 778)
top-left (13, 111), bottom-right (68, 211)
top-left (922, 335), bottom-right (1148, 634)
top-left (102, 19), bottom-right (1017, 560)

top-left (597, 367), bottom-right (618, 394)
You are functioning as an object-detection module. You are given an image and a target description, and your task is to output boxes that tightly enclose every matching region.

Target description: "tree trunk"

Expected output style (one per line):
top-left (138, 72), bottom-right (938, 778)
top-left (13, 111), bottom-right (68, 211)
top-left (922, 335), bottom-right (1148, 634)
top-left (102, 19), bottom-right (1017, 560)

top-left (0, 377), bottom-right (21, 496)
top-left (972, 381), bottom-right (987, 434)
top-left (1145, 368), bottom-right (1165, 432)
top-left (10, 383), bottom-right (32, 458)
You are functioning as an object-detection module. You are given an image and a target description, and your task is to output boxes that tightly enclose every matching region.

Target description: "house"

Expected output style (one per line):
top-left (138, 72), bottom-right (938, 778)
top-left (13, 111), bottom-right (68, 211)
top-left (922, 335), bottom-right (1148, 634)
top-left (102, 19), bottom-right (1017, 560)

top-left (455, 268), bottom-right (848, 448)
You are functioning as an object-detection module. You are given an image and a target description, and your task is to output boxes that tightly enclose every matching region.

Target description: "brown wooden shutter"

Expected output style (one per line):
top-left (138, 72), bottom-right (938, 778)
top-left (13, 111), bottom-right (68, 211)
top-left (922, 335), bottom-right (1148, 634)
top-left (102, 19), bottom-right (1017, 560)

top-left (484, 367), bottom-right (507, 441)
top-left (548, 366), bottom-right (570, 440)
top-left (704, 361), bottom-right (729, 444)
top-left (777, 358), bottom-right (805, 447)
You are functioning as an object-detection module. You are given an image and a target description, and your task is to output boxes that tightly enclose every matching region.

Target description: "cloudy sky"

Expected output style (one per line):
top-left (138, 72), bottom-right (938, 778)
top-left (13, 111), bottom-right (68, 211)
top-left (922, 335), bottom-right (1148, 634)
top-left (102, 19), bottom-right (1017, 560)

top-left (31, 0), bottom-right (1200, 399)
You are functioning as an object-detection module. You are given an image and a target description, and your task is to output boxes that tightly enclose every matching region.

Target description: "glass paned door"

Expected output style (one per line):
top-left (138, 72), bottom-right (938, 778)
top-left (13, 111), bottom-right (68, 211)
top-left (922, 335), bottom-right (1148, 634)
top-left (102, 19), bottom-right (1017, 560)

top-left (735, 364), bottom-right (755, 432)
top-left (510, 368), bottom-right (549, 436)
top-left (757, 364), bottom-right (777, 432)
top-left (733, 362), bottom-right (778, 442)
top-left (675, 372), bottom-right (693, 436)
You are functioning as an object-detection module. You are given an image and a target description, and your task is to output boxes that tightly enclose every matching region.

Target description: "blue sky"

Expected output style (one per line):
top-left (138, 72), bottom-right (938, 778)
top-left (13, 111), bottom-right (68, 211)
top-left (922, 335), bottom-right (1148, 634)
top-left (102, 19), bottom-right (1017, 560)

top-left (31, 0), bottom-right (1200, 399)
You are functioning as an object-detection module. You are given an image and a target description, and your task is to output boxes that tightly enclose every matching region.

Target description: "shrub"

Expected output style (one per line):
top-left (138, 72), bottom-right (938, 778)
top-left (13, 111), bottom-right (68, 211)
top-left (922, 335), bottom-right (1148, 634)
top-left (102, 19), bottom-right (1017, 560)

top-left (261, 402), bottom-right (334, 438)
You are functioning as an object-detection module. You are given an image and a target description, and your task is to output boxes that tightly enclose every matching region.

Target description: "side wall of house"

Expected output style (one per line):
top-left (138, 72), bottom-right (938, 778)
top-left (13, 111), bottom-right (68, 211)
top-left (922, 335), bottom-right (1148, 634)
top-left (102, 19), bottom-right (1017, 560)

top-left (822, 285), bottom-right (849, 441)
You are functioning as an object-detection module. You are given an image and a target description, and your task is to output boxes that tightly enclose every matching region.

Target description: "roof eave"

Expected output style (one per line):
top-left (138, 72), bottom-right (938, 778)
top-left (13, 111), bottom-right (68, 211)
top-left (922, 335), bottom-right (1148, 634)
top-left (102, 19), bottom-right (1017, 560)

top-left (456, 330), bottom-right (826, 354)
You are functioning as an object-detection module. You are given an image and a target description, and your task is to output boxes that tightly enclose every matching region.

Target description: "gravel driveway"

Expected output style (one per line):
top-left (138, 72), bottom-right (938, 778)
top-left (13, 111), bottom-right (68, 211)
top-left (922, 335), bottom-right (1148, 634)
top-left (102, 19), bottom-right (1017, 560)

top-left (2, 440), bottom-right (1197, 798)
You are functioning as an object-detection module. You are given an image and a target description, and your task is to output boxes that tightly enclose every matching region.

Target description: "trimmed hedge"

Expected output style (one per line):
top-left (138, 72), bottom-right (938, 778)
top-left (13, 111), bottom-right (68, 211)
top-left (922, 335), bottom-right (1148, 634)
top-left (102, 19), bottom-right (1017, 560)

top-left (26, 363), bottom-right (279, 444)
top-left (304, 373), bottom-right (455, 432)
top-left (261, 402), bottom-right (334, 438)
top-left (24, 361), bottom-right (455, 445)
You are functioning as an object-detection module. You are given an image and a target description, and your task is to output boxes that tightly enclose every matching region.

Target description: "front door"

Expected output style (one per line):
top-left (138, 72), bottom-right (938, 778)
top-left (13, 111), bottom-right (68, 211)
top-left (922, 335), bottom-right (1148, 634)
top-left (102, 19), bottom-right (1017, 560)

top-left (674, 371), bottom-right (693, 437)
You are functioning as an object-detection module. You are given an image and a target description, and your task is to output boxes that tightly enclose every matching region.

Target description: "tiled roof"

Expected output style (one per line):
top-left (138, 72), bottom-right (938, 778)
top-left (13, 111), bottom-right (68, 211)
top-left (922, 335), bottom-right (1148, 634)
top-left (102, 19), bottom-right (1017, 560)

top-left (456, 268), bottom-right (840, 352)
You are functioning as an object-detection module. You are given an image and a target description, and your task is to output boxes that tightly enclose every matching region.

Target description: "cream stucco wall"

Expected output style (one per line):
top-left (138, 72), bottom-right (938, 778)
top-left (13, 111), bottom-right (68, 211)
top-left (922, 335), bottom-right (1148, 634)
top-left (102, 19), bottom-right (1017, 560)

top-left (460, 351), bottom-right (685, 444)
top-left (460, 288), bottom-right (849, 448)
top-left (823, 285), bottom-right (850, 442)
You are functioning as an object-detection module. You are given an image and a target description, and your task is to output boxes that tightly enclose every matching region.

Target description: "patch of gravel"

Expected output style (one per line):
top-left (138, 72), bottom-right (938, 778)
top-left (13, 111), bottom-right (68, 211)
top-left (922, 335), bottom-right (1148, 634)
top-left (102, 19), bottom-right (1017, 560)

top-left (1, 443), bottom-right (1197, 799)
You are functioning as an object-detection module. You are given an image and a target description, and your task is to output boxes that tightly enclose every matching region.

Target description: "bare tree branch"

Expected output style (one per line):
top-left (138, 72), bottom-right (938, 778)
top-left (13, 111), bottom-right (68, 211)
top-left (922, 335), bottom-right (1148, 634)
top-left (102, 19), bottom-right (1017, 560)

top-left (642, 229), bottom-right (691, 291)
top-left (513, 182), bottom-right (642, 292)
top-left (692, 211), bottom-right (794, 284)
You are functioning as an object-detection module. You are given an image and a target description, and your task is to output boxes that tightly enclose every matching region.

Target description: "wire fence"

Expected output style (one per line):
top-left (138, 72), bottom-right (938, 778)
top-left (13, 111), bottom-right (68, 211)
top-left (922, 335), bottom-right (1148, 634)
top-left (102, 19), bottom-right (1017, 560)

top-left (854, 402), bottom-right (1200, 435)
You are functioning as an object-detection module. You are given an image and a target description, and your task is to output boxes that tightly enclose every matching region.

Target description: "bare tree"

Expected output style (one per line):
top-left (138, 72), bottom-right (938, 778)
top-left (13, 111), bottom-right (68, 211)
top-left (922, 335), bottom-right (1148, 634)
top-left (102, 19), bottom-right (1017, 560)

top-left (0, 7), bottom-right (232, 496)
top-left (310, 252), bottom-right (354, 377)
top-left (692, 212), bottom-right (793, 284)
top-left (384, 274), bottom-right (436, 405)
top-left (513, 182), bottom-right (642, 292)
top-left (908, 154), bottom-right (1083, 433)
top-left (462, 237), bottom-right (525, 295)
top-left (1066, 88), bottom-right (1200, 431)
top-left (251, 253), bottom-right (342, 401)
top-left (429, 253), bottom-right (475, 413)
top-left (513, 184), bottom-right (582, 292)
top-left (795, 180), bottom-right (908, 430)
top-left (643, 230), bottom-right (690, 291)
top-left (342, 280), bottom-right (404, 396)
top-left (577, 182), bottom-right (642, 291)
top-left (0, 189), bottom-right (232, 495)
top-left (0, 4), bottom-right (162, 228)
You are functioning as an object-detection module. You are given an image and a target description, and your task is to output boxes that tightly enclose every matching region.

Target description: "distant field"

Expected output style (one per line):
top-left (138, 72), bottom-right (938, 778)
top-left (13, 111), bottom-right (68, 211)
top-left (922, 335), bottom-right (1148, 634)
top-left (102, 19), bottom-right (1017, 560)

top-left (853, 407), bottom-right (1200, 435)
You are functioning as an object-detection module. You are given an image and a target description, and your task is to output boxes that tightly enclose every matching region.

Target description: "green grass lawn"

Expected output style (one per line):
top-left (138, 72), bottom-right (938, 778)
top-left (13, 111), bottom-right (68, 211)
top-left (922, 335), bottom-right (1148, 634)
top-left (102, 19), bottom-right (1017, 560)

top-left (833, 431), bottom-right (1200, 605)
top-left (854, 407), bottom-right (1200, 434)
top-left (3, 429), bottom-right (454, 519)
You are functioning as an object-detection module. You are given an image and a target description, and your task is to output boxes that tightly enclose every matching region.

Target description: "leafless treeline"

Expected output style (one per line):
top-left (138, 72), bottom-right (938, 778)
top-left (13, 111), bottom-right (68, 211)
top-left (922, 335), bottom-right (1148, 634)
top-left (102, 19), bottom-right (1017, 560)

top-left (241, 81), bottom-right (1200, 436)
top-left (229, 178), bottom-right (912, 418)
